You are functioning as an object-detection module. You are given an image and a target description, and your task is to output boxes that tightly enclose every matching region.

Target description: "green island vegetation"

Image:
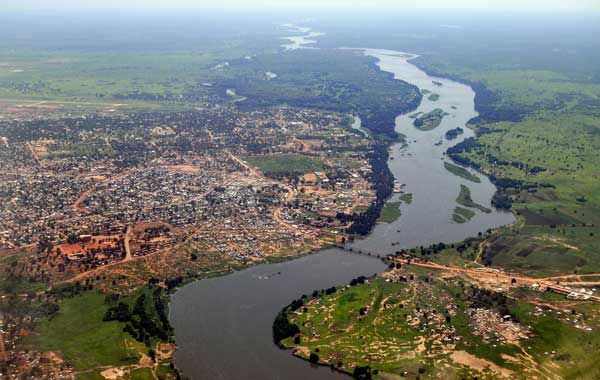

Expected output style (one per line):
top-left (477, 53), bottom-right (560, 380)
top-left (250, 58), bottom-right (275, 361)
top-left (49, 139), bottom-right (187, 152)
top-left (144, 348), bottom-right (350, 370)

top-left (276, 273), bottom-right (600, 380)
top-left (412, 108), bottom-right (448, 131)
top-left (399, 193), bottom-right (413, 204)
top-left (444, 161), bottom-right (481, 183)
top-left (244, 154), bottom-right (325, 177)
top-left (452, 206), bottom-right (476, 223)
top-left (456, 184), bottom-right (491, 214)
top-left (409, 111), bottom-right (422, 119)
top-left (428, 93), bottom-right (440, 101)
top-left (377, 201), bottom-right (401, 223)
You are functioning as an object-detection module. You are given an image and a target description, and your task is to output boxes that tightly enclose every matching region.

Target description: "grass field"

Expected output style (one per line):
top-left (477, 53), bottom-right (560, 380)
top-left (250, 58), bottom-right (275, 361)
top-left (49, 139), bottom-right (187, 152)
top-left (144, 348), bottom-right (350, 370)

top-left (453, 113), bottom-right (600, 275)
top-left (26, 292), bottom-right (143, 371)
top-left (244, 154), bottom-right (325, 176)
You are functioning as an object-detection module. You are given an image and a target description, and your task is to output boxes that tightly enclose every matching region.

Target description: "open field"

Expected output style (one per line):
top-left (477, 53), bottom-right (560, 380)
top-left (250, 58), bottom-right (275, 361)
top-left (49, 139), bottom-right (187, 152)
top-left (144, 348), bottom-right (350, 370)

top-left (23, 287), bottom-right (180, 380)
top-left (25, 293), bottom-right (142, 371)
top-left (418, 49), bottom-right (600, 276)
top-left (244, 154), bottom-right (325, 177)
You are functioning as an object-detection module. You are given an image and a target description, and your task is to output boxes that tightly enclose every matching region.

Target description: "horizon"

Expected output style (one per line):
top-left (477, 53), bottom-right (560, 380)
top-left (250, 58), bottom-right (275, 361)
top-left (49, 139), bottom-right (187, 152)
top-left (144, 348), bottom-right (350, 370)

top-left (3, 0), bottom-right (600, 13)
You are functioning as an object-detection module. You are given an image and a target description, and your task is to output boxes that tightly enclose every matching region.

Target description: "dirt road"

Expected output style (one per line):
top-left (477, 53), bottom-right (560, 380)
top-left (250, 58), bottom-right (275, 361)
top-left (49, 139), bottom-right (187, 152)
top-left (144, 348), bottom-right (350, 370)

top-left (391, 257), bottom-right (600, 302)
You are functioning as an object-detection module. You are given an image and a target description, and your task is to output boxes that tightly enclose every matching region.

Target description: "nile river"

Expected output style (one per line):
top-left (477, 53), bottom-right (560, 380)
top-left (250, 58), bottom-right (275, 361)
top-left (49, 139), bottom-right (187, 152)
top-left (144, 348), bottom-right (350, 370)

top-left (169, 34), bottom-right (514, 380)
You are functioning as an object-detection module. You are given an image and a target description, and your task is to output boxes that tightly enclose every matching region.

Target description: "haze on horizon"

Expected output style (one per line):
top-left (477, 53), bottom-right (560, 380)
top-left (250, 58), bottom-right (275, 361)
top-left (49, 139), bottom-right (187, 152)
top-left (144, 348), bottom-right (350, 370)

top-left (3, 0), bottom-right (600, 12)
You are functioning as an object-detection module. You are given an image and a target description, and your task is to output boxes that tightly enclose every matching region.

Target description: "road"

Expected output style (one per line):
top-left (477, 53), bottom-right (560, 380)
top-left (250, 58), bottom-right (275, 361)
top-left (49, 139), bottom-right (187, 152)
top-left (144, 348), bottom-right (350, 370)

top-left (124, 225), bottom-right (133, 260)
top-left (391, 257), bottom-right (600, 302)
top-left (71, 170), bottom-right (133, 212)
top-left (226, 151), bottom-right (301, 230)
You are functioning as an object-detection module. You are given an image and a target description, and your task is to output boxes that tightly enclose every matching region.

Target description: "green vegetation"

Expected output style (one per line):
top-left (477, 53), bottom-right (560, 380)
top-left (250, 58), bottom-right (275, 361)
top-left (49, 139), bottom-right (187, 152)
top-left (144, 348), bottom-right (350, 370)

top-left (435, 69), bottom-right (600, 274)
top-left (456, 184), bottom-right (491, 213)
top-left (444, 161), bottom-right (480, 183)
top-left (413, 108), bottom-right (447, 131)
top-left (244, 154), bottom-right (325, 177)
top-left (213, 49), bottom-right (421, 137)
top-left (428, 93), bottom-right (440, 101)
top-left (0, 17), bottom-right (280, 114)
top-left (453, 206), bottom-right (475, 223)
top-left (25, 287), bottom-right (182, 379)
top-left (26, 292), bottom-right (142, 370)
top-left (399, 193), bottom-right (413, 204)
top-left (377, 201), bottom-right (401, 223)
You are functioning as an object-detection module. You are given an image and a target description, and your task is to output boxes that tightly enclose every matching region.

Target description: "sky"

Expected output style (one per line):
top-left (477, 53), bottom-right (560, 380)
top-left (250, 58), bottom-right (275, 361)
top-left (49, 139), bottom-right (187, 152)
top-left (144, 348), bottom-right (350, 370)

top-left (3, 0), bottom-right (600, 12)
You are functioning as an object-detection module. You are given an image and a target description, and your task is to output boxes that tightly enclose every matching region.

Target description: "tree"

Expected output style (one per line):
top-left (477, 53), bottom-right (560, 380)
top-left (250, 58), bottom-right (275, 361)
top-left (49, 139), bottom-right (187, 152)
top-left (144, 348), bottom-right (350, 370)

top-left (309, 353), bottom-right (319, 363)
top-left (352, 366), bottom-right (372, 380)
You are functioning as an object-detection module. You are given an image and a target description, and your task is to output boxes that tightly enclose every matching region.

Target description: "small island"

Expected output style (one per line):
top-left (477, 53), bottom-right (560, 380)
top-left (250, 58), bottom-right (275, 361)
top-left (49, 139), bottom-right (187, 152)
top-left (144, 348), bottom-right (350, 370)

top-left (413, 108), bottom-right (448, 131)
top-left (444, 161), bottom-right (480, 183)
top-left (453, 206), bottom-right (475, 223)
top-left (445, 126), bottom-right (464, 140)
top-left (428, 93), bottom-right (440, 101)
top-left (377, 201), bottom-right (402, 223)
top-left (456, 184), bottom-right (491, 213)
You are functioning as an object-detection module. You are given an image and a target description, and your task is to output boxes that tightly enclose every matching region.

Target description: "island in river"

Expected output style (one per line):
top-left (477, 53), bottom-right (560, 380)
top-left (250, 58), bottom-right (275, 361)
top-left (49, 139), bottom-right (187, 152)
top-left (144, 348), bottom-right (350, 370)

top-left (413, 108), bottom-right (448, 130)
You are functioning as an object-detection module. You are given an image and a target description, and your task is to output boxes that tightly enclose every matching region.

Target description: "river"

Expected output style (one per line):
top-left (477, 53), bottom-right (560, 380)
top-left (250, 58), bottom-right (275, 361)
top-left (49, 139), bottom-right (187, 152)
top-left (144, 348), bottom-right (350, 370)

top-left (348, 49), bottom-right (515, 253)
top-left (169, 43), bottom-right (514, 380)
top-left (169, 249), bottom-right (386, 380)
top-left (280, 24), bottom-right (325, 50)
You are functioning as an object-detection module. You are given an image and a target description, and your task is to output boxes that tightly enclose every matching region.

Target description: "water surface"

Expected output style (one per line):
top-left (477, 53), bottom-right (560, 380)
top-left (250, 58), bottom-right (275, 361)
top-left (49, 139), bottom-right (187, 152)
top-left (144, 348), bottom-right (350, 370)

top-left (348, 49), bottom-right (514, 253)
top-left (170, 249), bottom-right (386, 380)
